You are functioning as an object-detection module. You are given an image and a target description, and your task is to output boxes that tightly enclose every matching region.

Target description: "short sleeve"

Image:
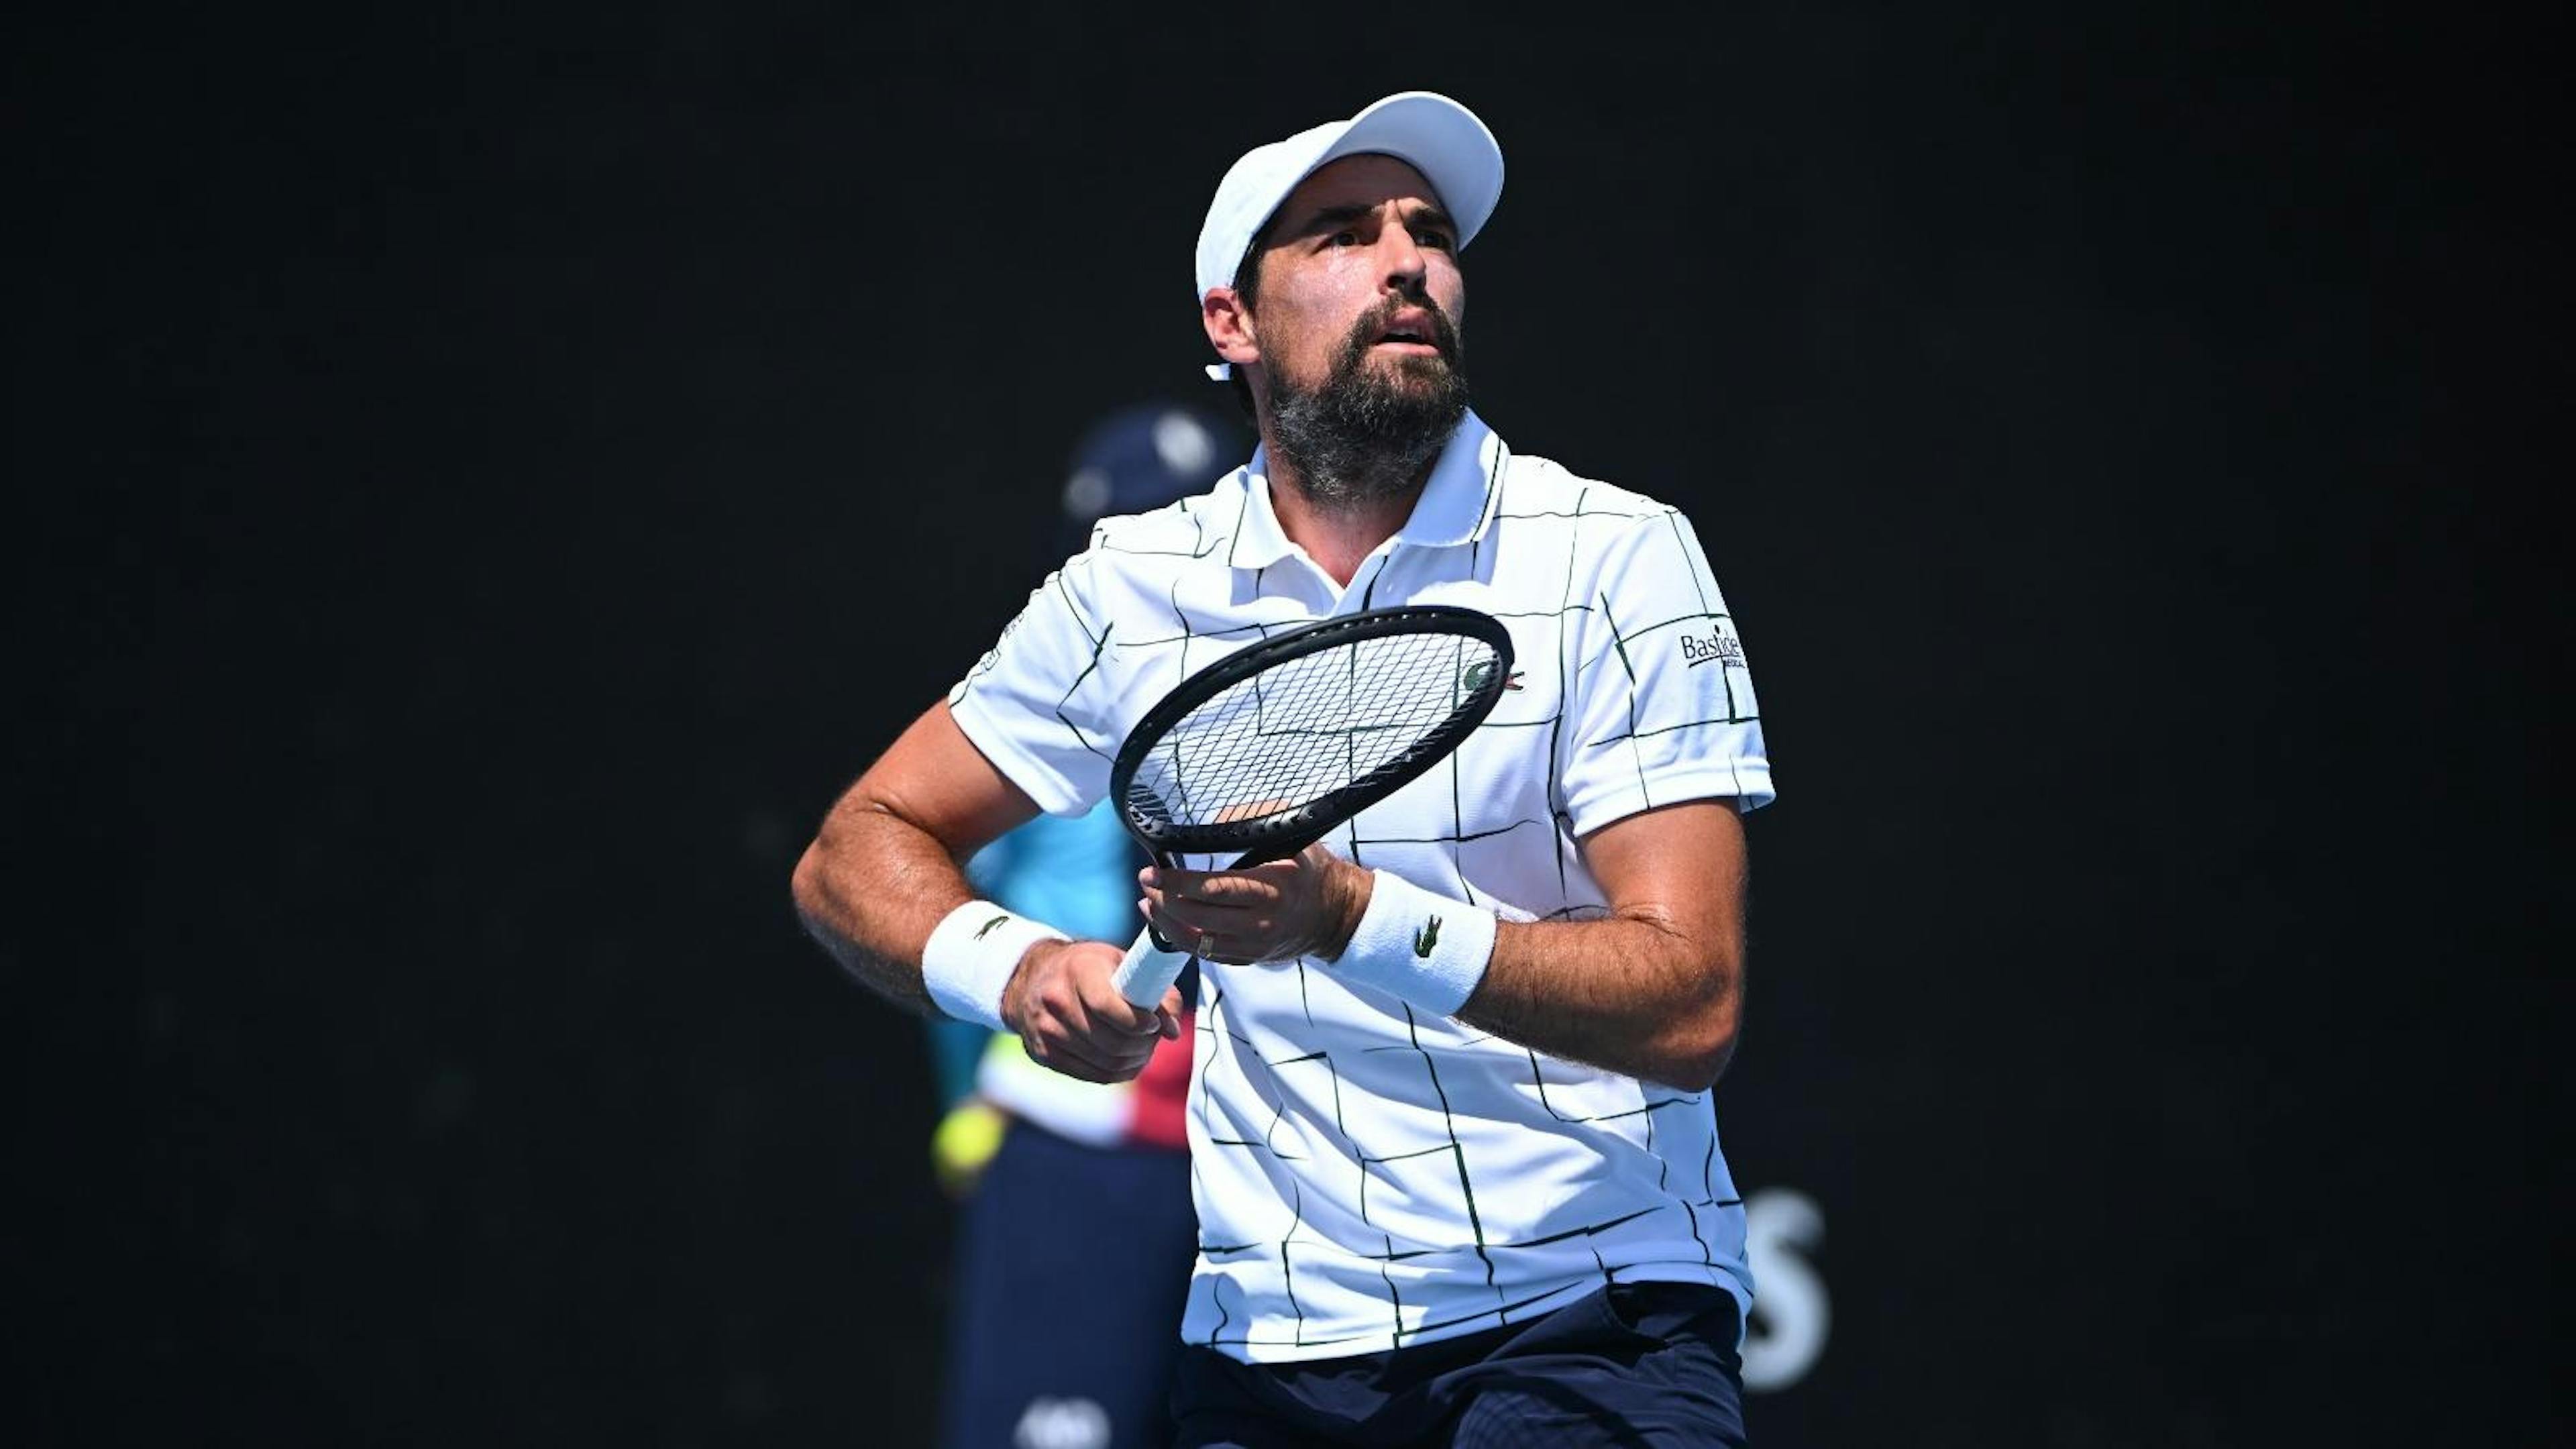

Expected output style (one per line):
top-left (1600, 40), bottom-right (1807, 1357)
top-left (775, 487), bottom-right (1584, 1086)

top-left (1558, 508), bottom-right (1774, 837)
top-left (947, 558), bottom-right (1121, 816)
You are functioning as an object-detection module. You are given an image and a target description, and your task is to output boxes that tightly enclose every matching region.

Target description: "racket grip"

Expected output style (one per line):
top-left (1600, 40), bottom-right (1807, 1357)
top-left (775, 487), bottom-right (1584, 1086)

top-left (1112, 928), bottom-right (1197, 1010)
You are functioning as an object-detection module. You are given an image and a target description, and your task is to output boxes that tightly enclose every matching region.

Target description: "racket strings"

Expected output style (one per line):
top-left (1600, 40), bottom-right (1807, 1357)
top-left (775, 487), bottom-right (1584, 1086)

top-left (1126, 632), bottom-right (1501, 830)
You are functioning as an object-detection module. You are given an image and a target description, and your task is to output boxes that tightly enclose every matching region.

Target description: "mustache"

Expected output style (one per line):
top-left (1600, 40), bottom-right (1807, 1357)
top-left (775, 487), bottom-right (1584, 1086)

top-left (1338, 293), bottom-right (1463, 363)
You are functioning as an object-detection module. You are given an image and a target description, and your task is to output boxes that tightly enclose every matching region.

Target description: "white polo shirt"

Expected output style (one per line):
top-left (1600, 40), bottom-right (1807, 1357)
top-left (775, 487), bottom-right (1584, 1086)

top-left (949, 410), bottom-right (1774, 1363)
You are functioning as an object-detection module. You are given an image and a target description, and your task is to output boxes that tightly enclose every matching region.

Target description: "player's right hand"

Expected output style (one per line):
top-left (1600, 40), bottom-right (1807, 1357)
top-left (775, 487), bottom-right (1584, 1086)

top-left (1000, 938), bottom-right (1182, 1083)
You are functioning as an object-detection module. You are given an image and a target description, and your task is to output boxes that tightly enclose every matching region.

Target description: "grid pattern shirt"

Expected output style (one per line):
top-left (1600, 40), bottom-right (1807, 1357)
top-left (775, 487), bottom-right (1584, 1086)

top-left (948, 411), bottom-right (1774, 1364)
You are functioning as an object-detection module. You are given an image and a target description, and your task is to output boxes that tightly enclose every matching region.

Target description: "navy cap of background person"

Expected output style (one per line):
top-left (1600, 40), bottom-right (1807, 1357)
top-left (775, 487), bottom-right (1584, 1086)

top-left (1049, 400), bottom-right (1247, 565)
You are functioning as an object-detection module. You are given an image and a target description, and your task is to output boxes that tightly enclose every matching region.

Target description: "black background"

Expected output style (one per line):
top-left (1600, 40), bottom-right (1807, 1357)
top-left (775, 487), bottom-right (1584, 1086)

top-left (11, 3), bottom-right (2558, 1445)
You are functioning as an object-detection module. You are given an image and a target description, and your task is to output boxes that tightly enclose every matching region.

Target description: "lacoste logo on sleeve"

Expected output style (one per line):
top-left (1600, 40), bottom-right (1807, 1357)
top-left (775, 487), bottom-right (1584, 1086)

top-left (972, 914), bottom-right (1012, 941)
top-left (1462, 661), bottom-right (1525, 693)
top-left (1412, 917), bottom-right (1442, 957)
top-left (1680, 632), bottom-right (1746, 668)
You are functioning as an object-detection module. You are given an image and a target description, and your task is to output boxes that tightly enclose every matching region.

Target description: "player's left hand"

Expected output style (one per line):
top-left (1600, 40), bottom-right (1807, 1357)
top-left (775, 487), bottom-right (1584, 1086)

top-left (1140, 845), bottom-right (1372, 965)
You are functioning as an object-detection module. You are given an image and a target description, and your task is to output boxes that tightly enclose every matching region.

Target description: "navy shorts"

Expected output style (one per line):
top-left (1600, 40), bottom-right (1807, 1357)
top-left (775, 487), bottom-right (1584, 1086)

top-left (938, 1122), bottom-right (1196, 1449)
top-left (1169, 1280), bottom-right (1748, 1448)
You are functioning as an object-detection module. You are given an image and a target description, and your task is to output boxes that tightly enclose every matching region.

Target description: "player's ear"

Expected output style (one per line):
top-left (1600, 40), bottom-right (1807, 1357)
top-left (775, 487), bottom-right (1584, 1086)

top-left (1203, 286), bottom-right (1258, 370)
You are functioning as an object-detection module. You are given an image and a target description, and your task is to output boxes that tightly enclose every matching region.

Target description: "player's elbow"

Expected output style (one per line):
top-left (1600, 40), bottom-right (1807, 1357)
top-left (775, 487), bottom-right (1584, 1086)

top-left (790, 786), bottom-right (895, 923)
top-left (790, 796), bottom-right (880, 934)
top-left (1651, 952), bottom-right (1741, 1091)
top-left (1654, 1016), bottom-right (1737, 1093)
top-left (789, 838), bottom-right (829, 924)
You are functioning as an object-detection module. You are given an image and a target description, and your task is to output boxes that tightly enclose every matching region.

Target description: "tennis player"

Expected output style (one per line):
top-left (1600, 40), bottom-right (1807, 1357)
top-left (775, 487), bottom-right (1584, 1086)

top-left (795, 91), bottom-right (1774, 1446)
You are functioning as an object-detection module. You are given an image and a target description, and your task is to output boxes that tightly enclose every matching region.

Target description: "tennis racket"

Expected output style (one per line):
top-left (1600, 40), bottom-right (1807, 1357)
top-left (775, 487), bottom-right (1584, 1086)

top-left (1108, 604), bottom-right (1515, 1007)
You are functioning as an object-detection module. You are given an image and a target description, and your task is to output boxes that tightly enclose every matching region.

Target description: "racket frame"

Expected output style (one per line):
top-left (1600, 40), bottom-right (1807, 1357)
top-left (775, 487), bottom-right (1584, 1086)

top-left (1106, 604), bottom-right (1515, 1006)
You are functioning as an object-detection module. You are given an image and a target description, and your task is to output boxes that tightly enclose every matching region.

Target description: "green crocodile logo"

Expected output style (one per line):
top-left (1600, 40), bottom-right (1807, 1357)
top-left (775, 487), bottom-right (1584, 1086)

top-left (1412, 916), bottom-right (1443, 958)
top-left (972, 914), bottom-right (1011, 941)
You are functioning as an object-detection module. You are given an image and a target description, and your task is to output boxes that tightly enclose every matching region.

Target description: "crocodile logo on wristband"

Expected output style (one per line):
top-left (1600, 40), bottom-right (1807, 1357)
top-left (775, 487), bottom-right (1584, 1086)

top-left (973, 914), bottom-right (1011, 941)
top-left (1412, 916), bottom-right (1442, 957)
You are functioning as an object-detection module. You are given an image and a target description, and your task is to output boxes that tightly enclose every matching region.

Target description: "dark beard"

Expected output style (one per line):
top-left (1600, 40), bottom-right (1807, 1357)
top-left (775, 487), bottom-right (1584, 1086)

top-left (1266, 297), bottom-right (1470, 511)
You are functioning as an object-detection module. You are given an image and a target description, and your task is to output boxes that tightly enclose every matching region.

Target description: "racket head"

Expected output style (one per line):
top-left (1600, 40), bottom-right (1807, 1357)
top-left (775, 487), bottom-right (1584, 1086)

top-left (1108, 604), bottom-right (1515, 865)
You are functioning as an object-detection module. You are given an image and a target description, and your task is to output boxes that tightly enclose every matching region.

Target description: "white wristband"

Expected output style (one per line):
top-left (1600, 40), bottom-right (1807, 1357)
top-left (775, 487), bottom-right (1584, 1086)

top-left (1329, 870), bottom-right (1497, 1016)
top-left (921, 901), bottom-right (1067, 1033)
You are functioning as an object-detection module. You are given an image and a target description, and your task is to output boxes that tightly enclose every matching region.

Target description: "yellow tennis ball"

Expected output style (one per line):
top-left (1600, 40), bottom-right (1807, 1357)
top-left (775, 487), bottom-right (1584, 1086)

top-left (931, 1099), bottom-right (1008, 1198)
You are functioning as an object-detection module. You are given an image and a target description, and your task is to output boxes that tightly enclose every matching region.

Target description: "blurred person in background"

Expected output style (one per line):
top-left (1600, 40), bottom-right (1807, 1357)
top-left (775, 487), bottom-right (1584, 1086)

top-left (925, 399), bottom-right (1245, 1449)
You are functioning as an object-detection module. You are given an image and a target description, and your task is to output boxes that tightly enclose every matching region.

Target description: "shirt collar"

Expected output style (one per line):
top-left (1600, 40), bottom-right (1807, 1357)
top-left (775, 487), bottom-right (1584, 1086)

top-left (1224, 410), bottom-right (1508, 571)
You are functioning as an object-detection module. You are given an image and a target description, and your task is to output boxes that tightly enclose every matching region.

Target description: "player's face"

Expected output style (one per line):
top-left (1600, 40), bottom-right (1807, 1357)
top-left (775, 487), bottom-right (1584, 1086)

top-left (1244, 155), bottom-right (1467, 402)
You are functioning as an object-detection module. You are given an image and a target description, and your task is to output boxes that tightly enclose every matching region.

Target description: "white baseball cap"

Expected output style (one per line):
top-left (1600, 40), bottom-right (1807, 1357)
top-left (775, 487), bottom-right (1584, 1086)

top-left (1194, 91), bottom-right (1505, 379)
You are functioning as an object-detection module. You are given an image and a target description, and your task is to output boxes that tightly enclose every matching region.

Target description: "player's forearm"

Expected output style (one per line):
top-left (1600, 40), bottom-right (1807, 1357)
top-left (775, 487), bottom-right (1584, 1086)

top-left (790, 800), bottom-right (976, 1014)
top-left (1456, 913), bottom-right (1741, 1091)
top-left (1150, 837), bottom-right (1746, 1087)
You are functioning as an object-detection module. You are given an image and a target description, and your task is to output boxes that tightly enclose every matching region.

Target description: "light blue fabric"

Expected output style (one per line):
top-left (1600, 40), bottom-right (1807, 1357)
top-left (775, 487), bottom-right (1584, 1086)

top-left (926, 1018), bottom-right (989, 1113)
top-left (965, 801), bottom-right (1145, 947)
